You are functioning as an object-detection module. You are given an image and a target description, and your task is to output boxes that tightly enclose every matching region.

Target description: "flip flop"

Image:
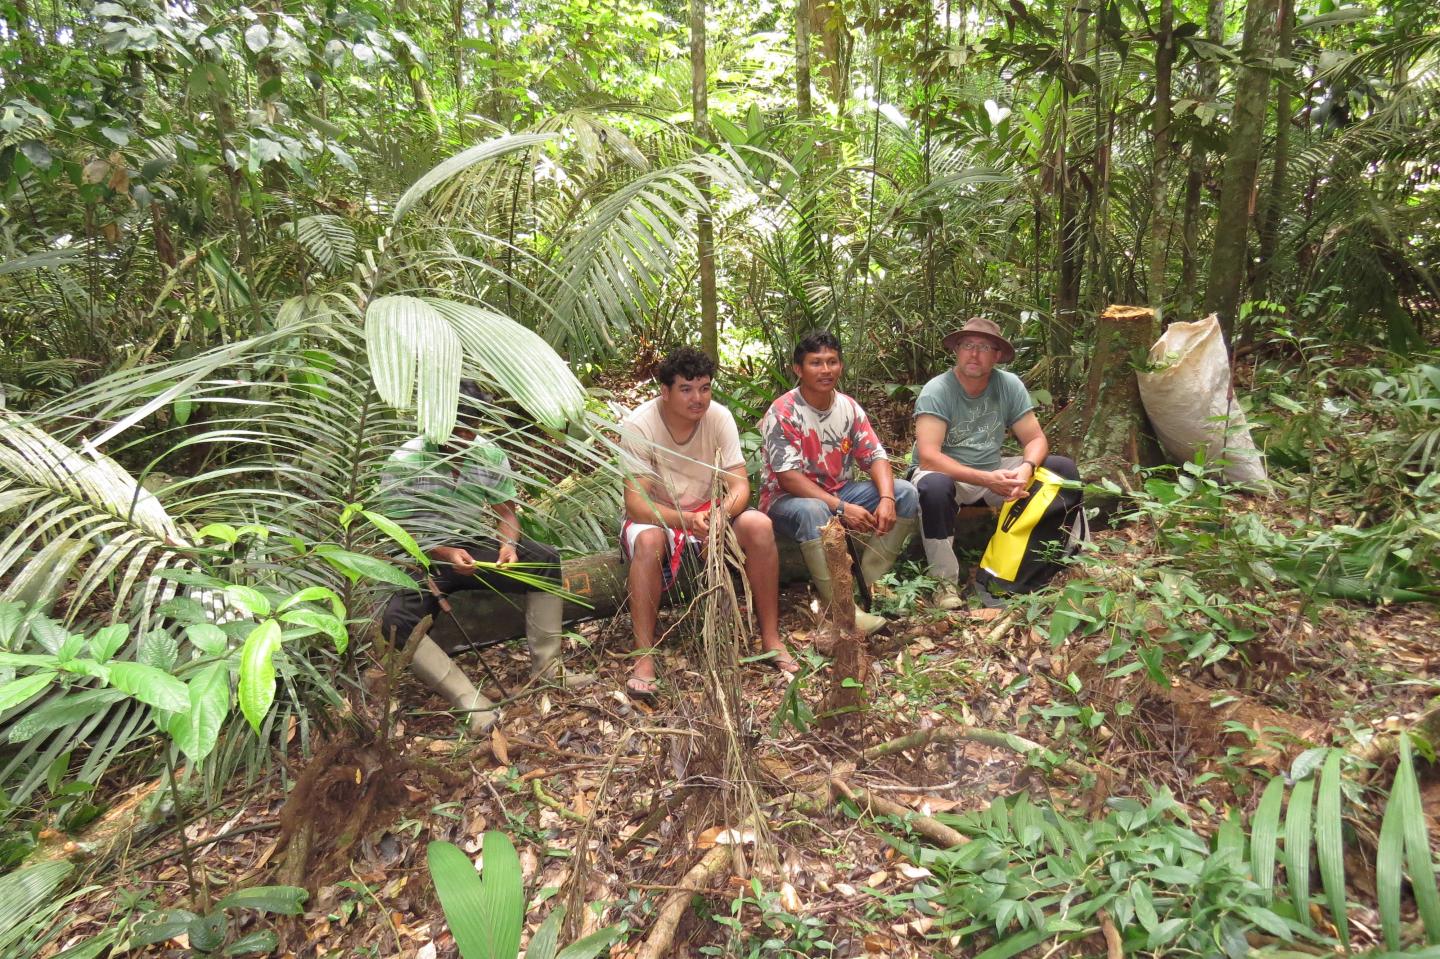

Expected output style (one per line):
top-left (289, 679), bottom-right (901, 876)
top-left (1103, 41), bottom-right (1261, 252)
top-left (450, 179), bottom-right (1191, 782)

top-left (624, 674), bottom-right (660, 705)
top-left (759, 643), bottom-right (801, 676)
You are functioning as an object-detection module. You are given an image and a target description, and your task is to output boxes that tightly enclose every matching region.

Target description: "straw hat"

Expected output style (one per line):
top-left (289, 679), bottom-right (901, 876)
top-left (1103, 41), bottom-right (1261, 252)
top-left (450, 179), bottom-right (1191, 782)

top-left (941, 316), bottom-right (1015, 363)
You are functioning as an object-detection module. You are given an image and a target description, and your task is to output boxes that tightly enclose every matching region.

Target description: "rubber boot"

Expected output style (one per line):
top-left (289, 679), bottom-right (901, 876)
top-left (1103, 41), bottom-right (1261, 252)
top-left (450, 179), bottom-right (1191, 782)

top-left (799, 538), bottom-right (887, 635)
top-left (859, 517), bottom-right (918, 587)
top-left (526, 591), bottom-right (595, 688)
top-left (411, 636), bottom-right (497, 735)
top-left (922, 536), bottom-right (965, 610)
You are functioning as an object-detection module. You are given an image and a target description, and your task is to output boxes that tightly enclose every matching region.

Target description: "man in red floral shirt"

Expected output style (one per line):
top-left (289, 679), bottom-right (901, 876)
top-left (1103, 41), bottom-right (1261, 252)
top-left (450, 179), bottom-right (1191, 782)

top-left (759, 331), bottom-right (919, 633)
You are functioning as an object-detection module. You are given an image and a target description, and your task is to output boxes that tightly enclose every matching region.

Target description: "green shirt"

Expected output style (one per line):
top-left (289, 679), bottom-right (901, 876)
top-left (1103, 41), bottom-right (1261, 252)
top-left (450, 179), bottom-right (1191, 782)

top-left (913, 368), bottom-right (1033, 471)
top-left (380, 437), bottom-right (516, 547)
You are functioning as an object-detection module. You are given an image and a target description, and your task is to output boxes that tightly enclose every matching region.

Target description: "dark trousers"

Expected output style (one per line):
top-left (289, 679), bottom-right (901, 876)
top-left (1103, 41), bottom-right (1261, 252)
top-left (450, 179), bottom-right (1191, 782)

top-left (916, 456), bottom-right (1080, 539)
top-left (380, 538), bottom-right (561, 646)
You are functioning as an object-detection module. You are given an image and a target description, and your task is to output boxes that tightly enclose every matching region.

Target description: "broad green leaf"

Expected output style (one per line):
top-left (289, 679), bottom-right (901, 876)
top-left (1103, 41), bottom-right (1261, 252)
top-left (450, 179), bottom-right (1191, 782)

top-left (278, 608), bottom-right (348, 654)
top-left (1397, 734), bottom-right (1440, 943)
top-left (1251, 775), bottom-right (1285, 902)
top-left (1315, 750), bottom-right (1348, 948)
top-left (168, 662), bottom-right (230, 764)
top-left (524, 905), bottom-right (564, 959)
top-left (88, 623), bottom-right (129, 662)
top-left (225, 930), bottom-right (280, 956)
top-left (196, 523), bottom-right (239, 543)
top-left (108, 661), bottom-right (189, 713)
top-left (138, 629), bottom-right (179, 671)
top-left (313, 547), bottom-right (417, 589)
top-left (361, 509), bottom-right (429, 569)
top-left (128, 909), bottom-right (201, 949)
top-left (185, 623), bottom-right (229, 655)
top-left (225, 585), bottom-right (272, 617)
top-left (1379, 756), bottom-right (1405, 951)
top-left (428, 834), bottom-right (524, 959)
top-left (1283, 776), bottom-right (1315, 927)
top-left (238, 620), bottom-right (283, 733)
top-left (276, 585), bottom-right (345, 617)
top-left (0, 670), bottom-right (56, 712)
top-left (216, 885), bottom-right (308, 915)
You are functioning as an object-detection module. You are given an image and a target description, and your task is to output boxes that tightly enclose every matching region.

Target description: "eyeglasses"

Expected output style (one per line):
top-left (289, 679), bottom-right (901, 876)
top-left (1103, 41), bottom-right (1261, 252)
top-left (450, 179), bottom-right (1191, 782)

top-left (955, 339), bottom-right (997, 354)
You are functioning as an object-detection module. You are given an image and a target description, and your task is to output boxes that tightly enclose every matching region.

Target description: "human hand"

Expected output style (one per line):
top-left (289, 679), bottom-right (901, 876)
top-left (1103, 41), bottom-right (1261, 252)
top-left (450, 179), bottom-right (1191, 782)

top-left (434, 546), bottom-right (477, 576)
top-left (986, 469), bottom-right (1030, 502)
top-left (873, 497), bottom-right (897, 533)
top-left (682, 510), bottom-right (712, 541)
top-left (837, 501), bottom-right (877, 532)
top-left (496, 543), bottom-right (519, 566)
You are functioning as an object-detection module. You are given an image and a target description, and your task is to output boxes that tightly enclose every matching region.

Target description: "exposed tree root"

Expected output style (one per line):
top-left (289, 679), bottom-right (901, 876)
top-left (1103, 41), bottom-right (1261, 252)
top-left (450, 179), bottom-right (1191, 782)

top-left (634, 823), bottom-right (748, 959)
top-left (860, 724), bottom-right (1097, 780)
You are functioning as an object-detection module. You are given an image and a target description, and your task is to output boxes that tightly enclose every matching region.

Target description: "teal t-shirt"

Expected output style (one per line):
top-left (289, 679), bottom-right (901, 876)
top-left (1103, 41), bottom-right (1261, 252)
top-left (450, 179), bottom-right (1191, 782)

top-left (913, 368), bottom-right (1033, 471)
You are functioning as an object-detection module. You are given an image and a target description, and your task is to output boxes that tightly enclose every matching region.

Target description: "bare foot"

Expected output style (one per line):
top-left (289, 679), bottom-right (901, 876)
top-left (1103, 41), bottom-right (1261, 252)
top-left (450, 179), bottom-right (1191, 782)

top-left (625, 672), bottom-right (659, 703)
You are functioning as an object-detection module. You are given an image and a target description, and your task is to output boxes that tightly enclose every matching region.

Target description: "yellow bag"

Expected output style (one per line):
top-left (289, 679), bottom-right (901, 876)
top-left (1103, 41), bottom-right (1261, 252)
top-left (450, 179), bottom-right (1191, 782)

top-left (979, 466), bottom-right (1066, 582)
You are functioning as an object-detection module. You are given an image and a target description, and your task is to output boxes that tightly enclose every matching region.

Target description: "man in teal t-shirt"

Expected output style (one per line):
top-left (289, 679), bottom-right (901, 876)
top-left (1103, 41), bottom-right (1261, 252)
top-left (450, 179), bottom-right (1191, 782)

top-left (912, 317), bottom-right (1084, 608)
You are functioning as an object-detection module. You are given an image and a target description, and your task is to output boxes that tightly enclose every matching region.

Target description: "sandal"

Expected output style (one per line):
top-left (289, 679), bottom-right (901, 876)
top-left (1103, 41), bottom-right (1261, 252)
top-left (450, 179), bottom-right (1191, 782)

top-left (624, 674), bottom-right (660, 705)
top-left (760, 641), bottom-right (801, 676)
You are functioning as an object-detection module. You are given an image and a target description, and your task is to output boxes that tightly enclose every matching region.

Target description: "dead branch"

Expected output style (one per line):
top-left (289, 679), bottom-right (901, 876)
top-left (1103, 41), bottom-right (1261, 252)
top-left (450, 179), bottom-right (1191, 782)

top-left (830, 779), bottom-right (968, 848)
top-left (1099, 909), bottom-right (1123, 959)
top-left (860, 724), bottom-right (1096, 780)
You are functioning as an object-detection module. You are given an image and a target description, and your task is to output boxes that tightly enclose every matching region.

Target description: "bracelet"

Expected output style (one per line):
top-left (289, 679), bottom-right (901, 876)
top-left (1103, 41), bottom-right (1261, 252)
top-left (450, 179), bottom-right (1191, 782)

top-left (1021, 459), bottom-right (1039, 472)
top-left (878, 495), bottom-right (895, 503)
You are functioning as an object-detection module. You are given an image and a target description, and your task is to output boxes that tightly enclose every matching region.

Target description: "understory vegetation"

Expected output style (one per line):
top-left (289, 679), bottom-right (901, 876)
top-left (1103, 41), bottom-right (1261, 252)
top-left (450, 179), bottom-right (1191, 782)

top-left (1, 0), bottom-right (1439, 954)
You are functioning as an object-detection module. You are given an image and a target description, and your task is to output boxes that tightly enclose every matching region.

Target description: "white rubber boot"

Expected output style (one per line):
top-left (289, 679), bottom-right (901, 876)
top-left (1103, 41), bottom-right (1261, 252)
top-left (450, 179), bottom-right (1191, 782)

top-left (922, 535), bottom-right (965, 610)
top-left (800, 538), bottom-right (887, 635)
top-left (859, 517), bottom-right (918, 587)
top-left (411, 636), bottom-right (497, 736)
top-left (526, 591), bottom-right (595, 688)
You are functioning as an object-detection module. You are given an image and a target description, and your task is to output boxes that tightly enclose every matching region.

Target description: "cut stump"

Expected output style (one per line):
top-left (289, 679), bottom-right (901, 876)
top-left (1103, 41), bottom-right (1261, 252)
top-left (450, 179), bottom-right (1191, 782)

top-left (1048, 304), bottom-right (1165, 509)
top-left (818, 519), bottom-right (867, 731)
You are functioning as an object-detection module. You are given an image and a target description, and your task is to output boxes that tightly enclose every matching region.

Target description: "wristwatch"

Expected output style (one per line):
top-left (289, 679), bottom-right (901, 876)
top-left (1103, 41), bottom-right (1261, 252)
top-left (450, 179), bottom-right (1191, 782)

top-left (1021, 459), bottom-right (1039, 473)
top-left (833, 501), bottom-right (845, 518)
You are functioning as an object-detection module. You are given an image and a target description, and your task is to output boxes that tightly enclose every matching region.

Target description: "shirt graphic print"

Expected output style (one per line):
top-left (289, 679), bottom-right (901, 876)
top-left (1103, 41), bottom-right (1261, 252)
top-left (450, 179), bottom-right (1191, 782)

top-left (758, 388), bottom-right (887, 512)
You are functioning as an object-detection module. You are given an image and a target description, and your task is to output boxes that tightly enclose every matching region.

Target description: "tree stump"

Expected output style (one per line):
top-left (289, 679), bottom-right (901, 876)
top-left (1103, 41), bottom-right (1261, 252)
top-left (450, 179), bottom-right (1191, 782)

top-left (1048, 304), bottom-right (1165, 502)
top-left (818, 519), bottom-right (867, 731)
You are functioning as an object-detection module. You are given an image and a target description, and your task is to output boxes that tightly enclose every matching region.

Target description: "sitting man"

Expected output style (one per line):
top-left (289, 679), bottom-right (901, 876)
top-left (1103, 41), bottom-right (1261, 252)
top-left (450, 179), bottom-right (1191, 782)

top-left (617, 346), bottom-right (794, 700)
top-left (380, 379), bottom-right (567, 735)
top-left (912, 316), bottom-right (1084, 608)
top-left (759, 330), bottom-right (919, 634)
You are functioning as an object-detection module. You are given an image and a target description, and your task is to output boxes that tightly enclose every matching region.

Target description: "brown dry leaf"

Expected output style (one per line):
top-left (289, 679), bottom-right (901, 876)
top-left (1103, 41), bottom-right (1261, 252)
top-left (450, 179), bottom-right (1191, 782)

top-left (863, 933), bottom-right (892, 953)
top-left (416, 943), bottom-right (437, 959)
top-left (81, 158), bottom-right (110, 184)
top-left (491, 727), bottom-right (511, 765)
top-left (865, 870), bottom-right (888, 888)
top-left (896, 863), bottom-right (933, 881)
top-left (695, 826), bottom-right (757, 849)
top-left (106, 152), bottom-right (129, 193)
top-left (778, 881), bottom-right (803, 913)
top-left (573, 790), bottom-right (592, 817)
top-left (833, 881), bottom-right (857, 897)
top-left (968, 607), bottom-right (1003, 622)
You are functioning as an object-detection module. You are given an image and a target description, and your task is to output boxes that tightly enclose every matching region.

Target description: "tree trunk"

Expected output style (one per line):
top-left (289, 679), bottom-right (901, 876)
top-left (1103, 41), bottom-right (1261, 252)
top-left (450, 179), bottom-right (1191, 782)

top-left (811, 0), bottom-right (848, 109)
top-left (1203, 0), bottom-right (1281, 336)
top-left (795, 0), bottom-right (812, 121)
top-left (691, 0), bottom-right (719, 359)
top-left (1052, 0), bottom-right (1090, 381)
top-left (1250, 0), bottom-right (1295, 314)
top-left (1147, 0), bottom-right (1175, 309)
top-left (394, 0), bottom-right (442, 134)
top-left (1179, 0), bottom-right (1225, 316)
top-left (1048, 305), bottom-right (1164, 498)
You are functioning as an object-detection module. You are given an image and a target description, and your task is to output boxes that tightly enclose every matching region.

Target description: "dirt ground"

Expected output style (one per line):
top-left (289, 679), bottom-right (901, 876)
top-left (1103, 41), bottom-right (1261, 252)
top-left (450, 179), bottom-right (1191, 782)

top-left (40, 518), bottom-right (1440, 958)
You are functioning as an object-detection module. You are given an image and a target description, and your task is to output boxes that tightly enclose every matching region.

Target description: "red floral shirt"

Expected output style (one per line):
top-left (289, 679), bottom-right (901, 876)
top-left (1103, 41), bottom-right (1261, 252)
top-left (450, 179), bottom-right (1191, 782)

top-left (757, 389), bottom-right (888, 511)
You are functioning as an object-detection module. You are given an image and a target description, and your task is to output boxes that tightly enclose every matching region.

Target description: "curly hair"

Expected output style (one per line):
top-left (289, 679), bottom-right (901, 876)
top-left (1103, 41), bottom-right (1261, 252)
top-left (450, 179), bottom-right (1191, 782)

top-left (656, 346), bottom-right (716, 386)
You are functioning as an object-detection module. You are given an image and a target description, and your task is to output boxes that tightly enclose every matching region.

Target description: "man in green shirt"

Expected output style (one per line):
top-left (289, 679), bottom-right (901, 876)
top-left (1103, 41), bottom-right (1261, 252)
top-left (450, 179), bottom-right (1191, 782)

top-left (379, 380), bottom-right (567, 735)
top-left (913, 317), bottom-right (1085, 607)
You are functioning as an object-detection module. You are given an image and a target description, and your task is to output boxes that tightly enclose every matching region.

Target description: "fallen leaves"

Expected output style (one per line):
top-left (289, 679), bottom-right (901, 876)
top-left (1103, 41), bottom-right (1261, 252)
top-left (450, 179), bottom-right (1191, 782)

top-left (695, 826), bottom-right (758, 849)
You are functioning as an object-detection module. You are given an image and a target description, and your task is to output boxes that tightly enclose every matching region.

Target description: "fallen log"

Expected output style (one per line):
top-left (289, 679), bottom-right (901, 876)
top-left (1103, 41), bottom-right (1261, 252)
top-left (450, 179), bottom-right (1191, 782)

top-left (430, 540), bottom-right (814, 653)
top-left (830, 778), bottom-right (968, 848)
top-left (634, 819), bottom-right (754, 959)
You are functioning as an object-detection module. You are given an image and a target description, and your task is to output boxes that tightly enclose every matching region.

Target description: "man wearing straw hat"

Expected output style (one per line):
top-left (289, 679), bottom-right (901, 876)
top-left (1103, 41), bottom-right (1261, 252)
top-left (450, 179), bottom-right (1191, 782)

top-left (912, 317), bottom-right (1084, 608)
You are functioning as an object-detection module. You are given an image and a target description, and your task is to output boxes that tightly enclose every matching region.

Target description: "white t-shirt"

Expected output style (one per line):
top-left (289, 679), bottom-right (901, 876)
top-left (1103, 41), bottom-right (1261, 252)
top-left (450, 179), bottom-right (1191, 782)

top-left (618, 398), bottom-right (744, 510)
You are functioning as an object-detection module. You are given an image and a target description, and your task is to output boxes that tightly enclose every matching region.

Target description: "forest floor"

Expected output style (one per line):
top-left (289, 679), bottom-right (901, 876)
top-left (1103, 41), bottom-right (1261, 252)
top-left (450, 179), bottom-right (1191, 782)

top-left (41, 502), bottom-right (1440, 958)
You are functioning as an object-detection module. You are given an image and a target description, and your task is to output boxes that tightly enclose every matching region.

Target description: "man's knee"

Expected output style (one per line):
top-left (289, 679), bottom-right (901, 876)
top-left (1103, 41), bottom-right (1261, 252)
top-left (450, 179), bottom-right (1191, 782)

top-left (1043, 455), bottom-right (1080, 482)
top-left (630, 527), bottom-right (667, 563)
top-left (783, 500), bottom-right (833, 542)
top-left (734, 510), bottom-right (776, 547)
top-left (916, 472), bottom-right (957, 515)
top-left (892, 479), bottom-right (920, 518)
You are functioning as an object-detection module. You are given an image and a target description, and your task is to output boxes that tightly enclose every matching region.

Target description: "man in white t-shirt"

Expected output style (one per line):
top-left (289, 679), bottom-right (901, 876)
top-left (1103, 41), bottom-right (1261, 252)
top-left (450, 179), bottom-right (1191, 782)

top-left (617, 347), bottom-right (794, 700)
